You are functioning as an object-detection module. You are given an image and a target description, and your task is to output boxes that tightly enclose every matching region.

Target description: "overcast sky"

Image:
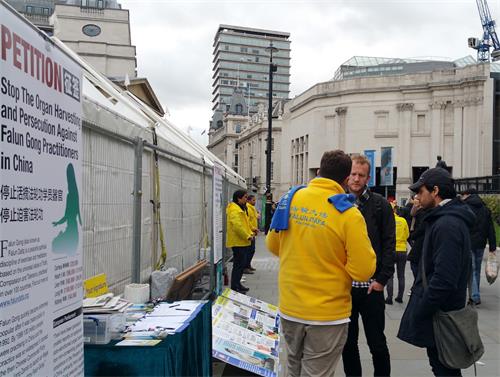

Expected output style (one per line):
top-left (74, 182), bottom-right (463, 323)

top-left (120, 0), bottom-right (499, 145)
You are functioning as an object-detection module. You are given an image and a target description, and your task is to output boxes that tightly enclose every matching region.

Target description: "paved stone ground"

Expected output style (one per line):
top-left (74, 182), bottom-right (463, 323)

top-left (227, 235), bottom-right (500, 377)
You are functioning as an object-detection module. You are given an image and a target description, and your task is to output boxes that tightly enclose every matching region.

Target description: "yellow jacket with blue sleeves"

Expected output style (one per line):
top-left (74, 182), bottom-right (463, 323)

top-left (395, 213), bottom-right (410, 252)
top-left (266, 178), bottom-right (376, 322)
top-left (226, 202), bottom-right (253, 248)
top-left (247, 203), bottom-right (259, 231)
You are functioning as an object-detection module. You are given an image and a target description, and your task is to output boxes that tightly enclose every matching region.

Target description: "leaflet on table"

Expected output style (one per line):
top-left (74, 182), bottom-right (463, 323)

top-left (213, 314), bottom-right (278, 357)
top-left (115, 339), bottom-right (162, 346)
top-left (213, 337), bottom-right (277, 377)
top-left (222, 288), bottom-right (278, 315)
top-left (129, 317), bottom-right (189, 333)
top-left (148, 301), bottom-right (203, 318)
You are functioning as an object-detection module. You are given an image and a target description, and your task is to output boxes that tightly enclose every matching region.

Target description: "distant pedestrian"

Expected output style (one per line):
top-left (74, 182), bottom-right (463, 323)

top-left (244, 194), bottom-right (259, 274)
top-left (342, 155), bottom-right (395, 377)
top-left (398, 168), bottom-right (473, 377)
top-left (406, 197), bottom-right (430, 280)
top-left (386, 204), bottom-right (410, 304)
top-left (435, 155), bottom-right (448, 169)
top-left (226, 190), bottom-right (254, 293)
top-left (460, 188), bottom-right (497, 305)
top-left (266, 150), bottom-right (376, 377)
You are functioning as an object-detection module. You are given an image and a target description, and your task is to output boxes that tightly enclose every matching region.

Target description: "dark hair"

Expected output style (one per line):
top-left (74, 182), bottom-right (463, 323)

top-left (437, 155), bottom-right (442, 160)
top-left (424, 183), bottom-right (456, 200)
top-left (232, 190), bottom-right (248, 203)
top-left (248, 194), bottom-right (255, 200)
top-left (318, 150), bottom-right (352, 184)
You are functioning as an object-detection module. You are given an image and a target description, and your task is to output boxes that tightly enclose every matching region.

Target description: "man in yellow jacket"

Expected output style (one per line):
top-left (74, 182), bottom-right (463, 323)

top-left (226, 190), bottom-right (254, 293)
top-left (385, 206), bottom-right (410, 304)
top-left (245, 194), bottom-right (259, 273)
top-left (266, 150), bottom-right (376, 377)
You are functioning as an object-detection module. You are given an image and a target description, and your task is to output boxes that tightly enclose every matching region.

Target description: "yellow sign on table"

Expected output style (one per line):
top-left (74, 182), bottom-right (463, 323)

top-left (84, 274), bottom-right (109, 297)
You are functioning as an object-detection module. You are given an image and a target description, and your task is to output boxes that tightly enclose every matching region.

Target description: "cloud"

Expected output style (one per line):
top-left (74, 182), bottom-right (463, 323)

top-left (120, 0), bottom-right (491, 145)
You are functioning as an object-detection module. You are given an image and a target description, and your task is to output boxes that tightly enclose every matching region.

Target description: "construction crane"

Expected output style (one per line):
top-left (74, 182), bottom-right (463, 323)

top-left (468, 0), bottom-right (500, 61)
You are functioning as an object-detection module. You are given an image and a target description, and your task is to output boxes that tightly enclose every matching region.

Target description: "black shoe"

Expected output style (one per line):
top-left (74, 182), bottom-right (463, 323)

top-left (385, 298), bottom-right (393, 305)
top-left (243, 268), bottom-right (255, 274)
top-left (395, 297), bottom-right (403, 304)
top-left (238, 285), bottom-right (249, 292)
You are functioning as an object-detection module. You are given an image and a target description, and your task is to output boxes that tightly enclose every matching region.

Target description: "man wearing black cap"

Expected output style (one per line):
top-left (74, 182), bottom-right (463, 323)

top-left (397, 168), bottom-right (474, 376)
top-left (460, 188), bottom-right (497, 305)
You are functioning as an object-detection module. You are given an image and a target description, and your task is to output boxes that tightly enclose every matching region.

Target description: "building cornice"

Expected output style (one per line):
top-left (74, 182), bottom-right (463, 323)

top-left (289, 74), bottom-right (489, 113)
top-left (237, 126), bottom-right (282, 143)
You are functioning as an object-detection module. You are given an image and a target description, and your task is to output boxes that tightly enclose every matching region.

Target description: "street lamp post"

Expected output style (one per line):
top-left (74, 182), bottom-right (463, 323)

top-left (264, 42), bottom-right (278, 232)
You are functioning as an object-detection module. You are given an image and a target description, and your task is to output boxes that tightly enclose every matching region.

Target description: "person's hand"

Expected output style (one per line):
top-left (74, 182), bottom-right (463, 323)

top-left (253, 229), bottom-right (258, 235)
top-left (367, 281), bottom-right (384, 294)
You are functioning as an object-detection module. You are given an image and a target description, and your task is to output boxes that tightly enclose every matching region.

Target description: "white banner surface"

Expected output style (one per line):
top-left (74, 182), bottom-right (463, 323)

top-left (0, 5), bottom-right (83, 376)
top-left (213, 162), bottom-right (224, 263)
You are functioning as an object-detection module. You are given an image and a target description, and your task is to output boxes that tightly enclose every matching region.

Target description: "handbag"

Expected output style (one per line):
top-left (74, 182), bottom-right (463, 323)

top-left (485, 252), bottom-right (498, 285)
top-left (421, 250), bottom-right (484, 370)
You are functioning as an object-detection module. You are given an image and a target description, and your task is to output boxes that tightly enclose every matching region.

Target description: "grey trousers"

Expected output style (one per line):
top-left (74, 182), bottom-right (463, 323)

top-left (280, 317), bottom-right (348, 377)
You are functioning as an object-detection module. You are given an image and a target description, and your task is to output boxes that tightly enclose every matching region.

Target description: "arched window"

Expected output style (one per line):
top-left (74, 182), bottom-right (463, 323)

top-left (216, 120), bottom-right (223, 128)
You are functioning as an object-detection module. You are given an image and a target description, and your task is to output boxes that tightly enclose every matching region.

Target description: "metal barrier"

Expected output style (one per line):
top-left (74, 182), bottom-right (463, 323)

top-left (454, 175), bottom-right (500, 194)
top-left (81, 120), bottom-right (244, 295)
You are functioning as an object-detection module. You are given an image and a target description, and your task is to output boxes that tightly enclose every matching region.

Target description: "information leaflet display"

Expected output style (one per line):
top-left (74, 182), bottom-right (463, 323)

top-left (212, 289), bottom-right (280, 377)
top-left (212, 162), bottom-right (224, 263)
top-left (0, 5), bottom-right (83, 376)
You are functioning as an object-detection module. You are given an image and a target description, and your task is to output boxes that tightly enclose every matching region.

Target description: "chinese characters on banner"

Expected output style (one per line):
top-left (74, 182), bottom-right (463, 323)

top-left (363, 150), bottom-right (376, 187)
top-left (0, 5), bottom-right (83, 376)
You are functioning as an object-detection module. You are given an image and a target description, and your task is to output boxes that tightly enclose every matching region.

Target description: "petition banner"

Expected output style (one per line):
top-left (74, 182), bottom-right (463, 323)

top-left (0, 4), bottom-right (83, 376)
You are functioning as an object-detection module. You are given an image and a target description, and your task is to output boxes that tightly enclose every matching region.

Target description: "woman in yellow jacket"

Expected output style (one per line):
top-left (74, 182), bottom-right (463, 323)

top-left (226, 190), bottom-right (254, 293)
top-left (386, 204), bottom-right (410, 304)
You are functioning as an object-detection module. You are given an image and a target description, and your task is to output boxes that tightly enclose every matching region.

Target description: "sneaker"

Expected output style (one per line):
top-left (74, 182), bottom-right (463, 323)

top-left (395, 297), bottom-right (403, 304)
top-left (238, 285), bottom-right (249, 292)
top-left (243, 268), bottom-right (255, 274)
top-left (249, 266), bottom-right (257, 271)
top-left (385, 298), bottom-right (393, 305)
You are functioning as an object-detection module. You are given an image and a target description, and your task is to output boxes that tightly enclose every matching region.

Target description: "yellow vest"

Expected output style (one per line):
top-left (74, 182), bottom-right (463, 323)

top-left (226, 202), bottom-right (253, 248)
top-left (247, 203), bottom-right (258, 231)
top-left (266, 178), bottom-right (376, 322)
top-left (395, 214), bottom-right (410, 252)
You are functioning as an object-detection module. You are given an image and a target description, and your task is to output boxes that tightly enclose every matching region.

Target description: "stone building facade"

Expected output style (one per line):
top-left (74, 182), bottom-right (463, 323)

top-left (279, 59), bottom-right (498, 202)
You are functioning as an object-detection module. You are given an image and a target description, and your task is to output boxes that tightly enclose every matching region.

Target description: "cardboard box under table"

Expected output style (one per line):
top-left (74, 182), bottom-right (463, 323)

top-left (84, 301), bottom-right (211, 377)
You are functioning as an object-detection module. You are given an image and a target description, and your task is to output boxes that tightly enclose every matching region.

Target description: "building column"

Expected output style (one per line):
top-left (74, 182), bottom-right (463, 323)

top-left (396, 103), bottom-right (413, 201)
top-left (452, 100), bottom-right (464, 178)
top-left (335, 106), bottom-right (347, 150)
top-left (430, 101), bottom-right (445, 166)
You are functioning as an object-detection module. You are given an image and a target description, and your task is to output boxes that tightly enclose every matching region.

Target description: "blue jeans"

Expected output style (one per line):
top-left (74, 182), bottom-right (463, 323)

top-left (471, 248), bottom-right (484, 302)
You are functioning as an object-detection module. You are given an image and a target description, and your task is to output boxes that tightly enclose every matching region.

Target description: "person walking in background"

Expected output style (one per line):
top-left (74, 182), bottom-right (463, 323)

top-left (266, 150), bottom-right (376, 377)
top-left (398, 168), bottom-right (473, 377)
top-left (342, 155), bottom-right (395, 377)
top-left (244, 194), bottom-right (259, 274)
top-left (406, 197), bottom-right (430, 280)
top-left (460, 188), bottom-right (497, 305)
top-left (226, 190), bottom-right (254, 293)
top-left (386, 204), bottom-right (410, 304)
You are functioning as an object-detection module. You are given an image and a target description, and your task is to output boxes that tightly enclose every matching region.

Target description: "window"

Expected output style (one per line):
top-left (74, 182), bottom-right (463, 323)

top-left (235, 104), bottom-right (243, 115)
top-left (42, 7), bottom-right (50, 15)
top-left (226, 104), bottom-right (230, 112)
top-left (221, 80), bottom-right (228, 85)
top-left (240, 47), bottom-right (248, 53)
top-left (224, 45), bottom-right (229, 51)
top-left (26, 5), bottom-right (33, 13)
top-left (247, 74), bottom-right (252, 79)
top-left (252, 49), bottom-right (259, 54)
top-left (216, 120), bottom-right (223, 128)
top-left (255, 57), bottom-right (259, 63)
top-left (417, 114), bottom-right (425, 133)
top-left (235, 124), bottom-right (241, 133)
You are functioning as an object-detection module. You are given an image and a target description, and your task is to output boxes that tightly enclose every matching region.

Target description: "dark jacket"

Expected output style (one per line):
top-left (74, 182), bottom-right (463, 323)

top-left (463, 194), bottom-right (497, 251)
top-left (397, 198), bottom-right (474, 348)
top-left (357, 190), bottom-right (396, 285)
top-left (406, 207), bottom-right (431, 264)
